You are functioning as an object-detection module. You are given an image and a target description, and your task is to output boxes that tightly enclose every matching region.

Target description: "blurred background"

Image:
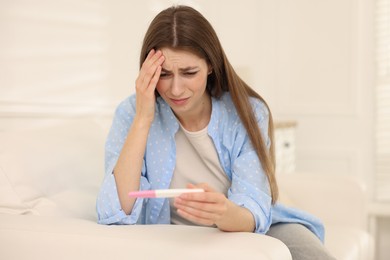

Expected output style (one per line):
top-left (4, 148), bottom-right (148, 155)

top-left (0, 0), bottom-right (389, 259)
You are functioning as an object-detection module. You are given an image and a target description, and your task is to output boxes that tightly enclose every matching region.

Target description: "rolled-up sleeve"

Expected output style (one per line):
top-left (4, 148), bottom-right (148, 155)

top-left (96, 173), bottom-right (150, 224)
top-left (227, 99), bottom-right (273, 233)
top-left (96, 97), bottom-right (150, 224)
top-left (228, 150), bottom-right (273, 233)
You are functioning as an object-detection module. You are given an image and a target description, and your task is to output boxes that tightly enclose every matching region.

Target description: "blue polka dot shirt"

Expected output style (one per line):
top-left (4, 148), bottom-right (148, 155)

top-left (96, 93), bottom-right (325, 242)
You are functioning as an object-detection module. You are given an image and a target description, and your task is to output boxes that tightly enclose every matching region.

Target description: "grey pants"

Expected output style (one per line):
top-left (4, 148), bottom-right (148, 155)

top-left (266, 223), bottom-right (337, 260)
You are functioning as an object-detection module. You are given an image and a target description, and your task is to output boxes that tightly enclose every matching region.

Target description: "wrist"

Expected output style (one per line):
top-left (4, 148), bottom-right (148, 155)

top-left (132, 116), bottom-right (153, 131)
top-left (216, 201), bottom-right (255, 232)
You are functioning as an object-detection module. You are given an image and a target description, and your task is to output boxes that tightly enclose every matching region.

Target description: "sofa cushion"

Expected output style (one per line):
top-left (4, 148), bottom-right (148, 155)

top-left (325, 224), bottom-right (374, 260)
top-left (0, 164), bottom-right (32, 214)
top-left (0, 118), bottom-right (109, 219)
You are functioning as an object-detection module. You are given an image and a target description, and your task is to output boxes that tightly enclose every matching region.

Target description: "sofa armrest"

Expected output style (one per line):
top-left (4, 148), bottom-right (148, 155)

top-left (277, 173), bottom-right (368, 230)
top-left (0, 214), bottom-right (292, 260)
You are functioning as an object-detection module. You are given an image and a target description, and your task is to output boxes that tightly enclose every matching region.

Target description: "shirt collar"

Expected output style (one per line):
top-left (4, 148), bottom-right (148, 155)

top-left (156, 94), bottom-right (223, 137)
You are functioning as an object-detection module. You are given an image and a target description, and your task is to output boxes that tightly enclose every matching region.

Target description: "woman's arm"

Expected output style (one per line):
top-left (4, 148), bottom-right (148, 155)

top-left (114, 49), bottom-right (165, 214)
top-left (113, 119), bottom-right (152, 215)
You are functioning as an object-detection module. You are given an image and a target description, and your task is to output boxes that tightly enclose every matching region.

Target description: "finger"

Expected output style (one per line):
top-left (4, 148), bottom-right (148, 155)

top-left (180, 183), bottom-right (218, 202)
top-left (137, 49), bottom-right (156, 73)
top-left (146, 65), bottom-right (162, 94)
top-left (176, 208), bottom-right (215, 226)
top-left (175, 197), bottom-right (225, 214)
top-left (186, 183), bottom-right (197, 189)
top-left (140, 53), bottom-right (165, 89)
top-left (179, 192), bottom-right (217, 204)
top-left (186, 183), bottom-right (215, 192)
top-left (145, 49), bottom-right (156, 62)
top-left (137, 49), bottom-right (157, 79)
top-left (141, 50), bottom-right (163, 74)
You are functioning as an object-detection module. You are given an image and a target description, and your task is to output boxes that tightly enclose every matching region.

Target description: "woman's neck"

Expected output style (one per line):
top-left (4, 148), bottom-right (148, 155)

top-left (175, 95), bottom-right (212, 132)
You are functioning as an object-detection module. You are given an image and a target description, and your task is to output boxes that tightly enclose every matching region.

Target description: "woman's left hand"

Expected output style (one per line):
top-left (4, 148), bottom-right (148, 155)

top-left (173, 183), bottom-right (230, 228)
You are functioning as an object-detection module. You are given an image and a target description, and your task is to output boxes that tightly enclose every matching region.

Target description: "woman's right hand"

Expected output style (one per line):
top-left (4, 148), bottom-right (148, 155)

top-left (134, 49), bottom-right (165, 126)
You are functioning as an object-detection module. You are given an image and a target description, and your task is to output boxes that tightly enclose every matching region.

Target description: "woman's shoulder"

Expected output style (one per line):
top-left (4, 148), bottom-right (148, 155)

top-left (115, 94), bottom-right (170, 111)
top-left (115, 94), bottom-right (137, 112)
top-left (111, 94), bottom-right (137, 121)
top-left (216, 92), bottom-right (269, 118)
top-left (213, 93), bottom-right (238, 120)
top-left (248, 95), bottom-right (269, 115)
top-left (113, 94), bottom-right (174, 122)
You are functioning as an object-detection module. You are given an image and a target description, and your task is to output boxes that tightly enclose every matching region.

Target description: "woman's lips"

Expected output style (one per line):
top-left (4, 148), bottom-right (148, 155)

top-left (170, 97), bottom-right (189, 105)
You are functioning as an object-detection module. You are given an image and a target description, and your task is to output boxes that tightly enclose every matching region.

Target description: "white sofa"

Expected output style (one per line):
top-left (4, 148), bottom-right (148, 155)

top-left (278, 173), bottom-right (374, 260)
top-left (0, 117), bottom-right (373, 260)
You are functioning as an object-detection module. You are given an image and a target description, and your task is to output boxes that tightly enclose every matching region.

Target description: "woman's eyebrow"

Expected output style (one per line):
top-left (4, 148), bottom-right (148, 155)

top-left (161, 66), bottom-right (199, 72)
top-left (180, 66), bottom-right (199, 71)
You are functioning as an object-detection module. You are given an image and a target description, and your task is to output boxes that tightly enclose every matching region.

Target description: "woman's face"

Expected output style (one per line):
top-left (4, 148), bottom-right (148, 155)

top-left (156, 47), bottom-right (211, 119)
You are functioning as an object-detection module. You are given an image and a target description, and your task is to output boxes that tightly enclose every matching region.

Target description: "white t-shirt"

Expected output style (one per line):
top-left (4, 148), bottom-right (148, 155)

top-left (170, 124), bottom-right (231, 225)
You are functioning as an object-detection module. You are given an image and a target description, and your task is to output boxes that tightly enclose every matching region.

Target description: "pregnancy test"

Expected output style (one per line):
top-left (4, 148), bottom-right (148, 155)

top-left (128, 189), bottom-right (204, 198)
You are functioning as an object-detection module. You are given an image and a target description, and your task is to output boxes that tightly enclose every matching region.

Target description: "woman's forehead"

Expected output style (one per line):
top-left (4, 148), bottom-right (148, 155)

top-left (160, 47), bottom-right (207, 69)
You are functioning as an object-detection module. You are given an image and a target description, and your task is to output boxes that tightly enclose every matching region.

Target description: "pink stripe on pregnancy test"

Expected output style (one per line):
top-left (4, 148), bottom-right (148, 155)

top-left (128, 189), bottom-right (204, 198)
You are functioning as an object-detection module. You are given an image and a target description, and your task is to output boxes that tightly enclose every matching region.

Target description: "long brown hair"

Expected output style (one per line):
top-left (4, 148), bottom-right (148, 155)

top-left (140, 5), bottom-right (278, 203)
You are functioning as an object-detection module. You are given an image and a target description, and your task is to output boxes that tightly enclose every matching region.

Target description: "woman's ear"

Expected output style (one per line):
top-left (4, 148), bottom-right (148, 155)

top-left (208, 64), bottom-right (213, 75)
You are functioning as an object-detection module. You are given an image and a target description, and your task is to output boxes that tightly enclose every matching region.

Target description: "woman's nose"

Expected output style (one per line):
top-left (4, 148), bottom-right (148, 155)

top-left (170, 76), bottom-right (185, 96)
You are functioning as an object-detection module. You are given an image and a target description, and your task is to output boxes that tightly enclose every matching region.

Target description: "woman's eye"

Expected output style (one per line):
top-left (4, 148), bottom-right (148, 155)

top-left (185, 71), bottom-right (197, 76)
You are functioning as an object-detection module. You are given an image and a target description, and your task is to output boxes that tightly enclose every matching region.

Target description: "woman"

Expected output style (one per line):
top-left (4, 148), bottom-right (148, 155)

top-left (97, 5), bottom-right (335, 260)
